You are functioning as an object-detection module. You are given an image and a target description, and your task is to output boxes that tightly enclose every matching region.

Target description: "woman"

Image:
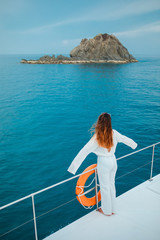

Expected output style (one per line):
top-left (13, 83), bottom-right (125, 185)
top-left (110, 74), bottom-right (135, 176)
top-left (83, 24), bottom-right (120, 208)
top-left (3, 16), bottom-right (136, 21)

top-left (67, 113), bottom-right (138, 216)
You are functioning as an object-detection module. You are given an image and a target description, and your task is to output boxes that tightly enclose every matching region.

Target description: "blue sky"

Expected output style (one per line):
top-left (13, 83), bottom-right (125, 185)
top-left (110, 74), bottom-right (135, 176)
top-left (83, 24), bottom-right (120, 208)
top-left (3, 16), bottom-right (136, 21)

top-left (0, 0), bottom-right (160, 55)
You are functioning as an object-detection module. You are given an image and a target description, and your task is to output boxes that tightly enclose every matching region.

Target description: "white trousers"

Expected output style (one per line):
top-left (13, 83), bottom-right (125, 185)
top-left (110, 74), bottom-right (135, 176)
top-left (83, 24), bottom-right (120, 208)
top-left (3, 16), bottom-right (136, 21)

top-left (97, 155), bottom-right (117, 215)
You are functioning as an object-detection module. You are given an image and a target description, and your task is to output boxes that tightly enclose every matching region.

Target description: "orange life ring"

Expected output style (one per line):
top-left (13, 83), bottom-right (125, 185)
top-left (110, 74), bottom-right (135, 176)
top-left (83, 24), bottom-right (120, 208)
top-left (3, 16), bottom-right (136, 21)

top-left (76, 164), bottom-right (101, 207)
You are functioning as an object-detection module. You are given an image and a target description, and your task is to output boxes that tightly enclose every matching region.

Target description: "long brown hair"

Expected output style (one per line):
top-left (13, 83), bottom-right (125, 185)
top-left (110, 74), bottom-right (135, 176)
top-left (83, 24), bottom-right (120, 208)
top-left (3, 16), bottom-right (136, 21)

top-left (91, 113), bottom-right (113, 152)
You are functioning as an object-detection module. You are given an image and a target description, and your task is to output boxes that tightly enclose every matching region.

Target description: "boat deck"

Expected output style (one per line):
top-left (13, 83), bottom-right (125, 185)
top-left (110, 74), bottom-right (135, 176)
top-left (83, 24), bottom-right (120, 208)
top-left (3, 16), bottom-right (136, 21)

top-left (44, 174), bottom-right (160, 240)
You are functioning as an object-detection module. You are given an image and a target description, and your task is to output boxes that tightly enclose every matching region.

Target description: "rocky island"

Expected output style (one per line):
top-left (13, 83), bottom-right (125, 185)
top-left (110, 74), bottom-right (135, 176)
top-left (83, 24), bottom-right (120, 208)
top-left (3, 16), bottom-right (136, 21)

top-left (21, 33), bottom-right (138, 64)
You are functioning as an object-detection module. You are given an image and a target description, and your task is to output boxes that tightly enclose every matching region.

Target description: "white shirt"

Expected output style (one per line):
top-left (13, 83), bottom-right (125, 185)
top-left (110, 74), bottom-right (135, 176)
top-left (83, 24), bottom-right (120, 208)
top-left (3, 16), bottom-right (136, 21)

top-left (67, 129), bottom-right (138, 175)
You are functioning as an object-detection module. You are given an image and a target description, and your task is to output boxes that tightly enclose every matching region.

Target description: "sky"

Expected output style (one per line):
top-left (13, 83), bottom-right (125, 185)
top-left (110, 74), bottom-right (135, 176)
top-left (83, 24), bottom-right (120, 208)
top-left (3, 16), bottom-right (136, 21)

top-left (0, 0), bottom-right (160, 55)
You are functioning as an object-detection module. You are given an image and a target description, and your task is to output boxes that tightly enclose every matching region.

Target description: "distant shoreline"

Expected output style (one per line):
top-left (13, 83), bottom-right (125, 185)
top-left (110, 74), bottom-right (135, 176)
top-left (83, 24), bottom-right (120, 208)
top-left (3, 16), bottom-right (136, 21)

top-left (20, 59), bottom-right (138, 64)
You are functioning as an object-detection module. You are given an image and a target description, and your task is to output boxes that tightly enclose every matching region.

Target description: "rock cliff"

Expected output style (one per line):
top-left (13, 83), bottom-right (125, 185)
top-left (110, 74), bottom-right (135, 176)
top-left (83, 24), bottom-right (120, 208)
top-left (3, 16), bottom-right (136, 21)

top-left (70, 34), bottom-right (136, 62)
top-left (21, 33), bottom-right (137, 64)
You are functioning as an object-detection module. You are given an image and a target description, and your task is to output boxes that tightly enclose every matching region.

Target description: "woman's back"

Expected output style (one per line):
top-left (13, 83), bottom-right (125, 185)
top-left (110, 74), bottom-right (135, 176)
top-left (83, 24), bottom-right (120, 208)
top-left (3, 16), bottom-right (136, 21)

top-left (92, 129), bottom-right (137, 157)
top-left (68, 129), bottom-right (137, 175)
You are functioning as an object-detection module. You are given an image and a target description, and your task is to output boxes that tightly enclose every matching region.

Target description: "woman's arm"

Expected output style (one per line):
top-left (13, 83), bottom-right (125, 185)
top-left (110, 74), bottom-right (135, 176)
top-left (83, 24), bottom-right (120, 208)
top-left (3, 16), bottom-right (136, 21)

top-left (114, 130), bottom-right (138, 149)
top-left (67, 135), bottom-right (97, 175)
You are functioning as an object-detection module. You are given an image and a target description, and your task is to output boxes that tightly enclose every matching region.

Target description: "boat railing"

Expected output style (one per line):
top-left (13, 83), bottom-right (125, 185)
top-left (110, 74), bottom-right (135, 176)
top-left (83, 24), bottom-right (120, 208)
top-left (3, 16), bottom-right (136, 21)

top-left (0, 141), bottom-right (160, 240)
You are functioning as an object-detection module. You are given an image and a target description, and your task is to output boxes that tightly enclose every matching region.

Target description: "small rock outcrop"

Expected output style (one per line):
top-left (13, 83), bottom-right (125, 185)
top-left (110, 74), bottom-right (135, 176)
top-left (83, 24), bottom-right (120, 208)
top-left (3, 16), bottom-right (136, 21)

top-left (21, 33), bottom-right (138, 64)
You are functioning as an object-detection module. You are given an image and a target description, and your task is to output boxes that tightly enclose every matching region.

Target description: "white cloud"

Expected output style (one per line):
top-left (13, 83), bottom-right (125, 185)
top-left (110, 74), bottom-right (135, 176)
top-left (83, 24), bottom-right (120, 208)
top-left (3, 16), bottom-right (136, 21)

top-left (86, 0), bottom-right (160, 21)
top-left (113, 21), bottom-right (160, 37)
top-left (18, 0), bottom-right (160, 34)
top-left (62, 38), bottom-right (82, 46)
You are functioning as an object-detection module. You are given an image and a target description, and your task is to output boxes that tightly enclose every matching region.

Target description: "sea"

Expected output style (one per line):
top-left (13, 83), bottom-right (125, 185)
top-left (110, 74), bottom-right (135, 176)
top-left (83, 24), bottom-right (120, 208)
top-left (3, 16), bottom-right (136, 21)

top-left (0, 54), bottom-right (160, 240)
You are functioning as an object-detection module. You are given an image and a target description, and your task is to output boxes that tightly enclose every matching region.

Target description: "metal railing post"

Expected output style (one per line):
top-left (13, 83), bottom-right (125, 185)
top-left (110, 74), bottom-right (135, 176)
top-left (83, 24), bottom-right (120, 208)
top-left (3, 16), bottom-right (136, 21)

top-left (95, 168), bottom-right (99, 210)
top-left (32, 195), bottom-right (38, 240)
top-left (149, 145), bottom-right (155, 181)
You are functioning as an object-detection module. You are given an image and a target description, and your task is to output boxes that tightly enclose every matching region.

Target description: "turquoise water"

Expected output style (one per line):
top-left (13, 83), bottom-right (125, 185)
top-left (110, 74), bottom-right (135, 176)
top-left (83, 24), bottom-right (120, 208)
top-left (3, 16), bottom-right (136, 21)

top-left (0, 55), bottom-right (160, 239)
